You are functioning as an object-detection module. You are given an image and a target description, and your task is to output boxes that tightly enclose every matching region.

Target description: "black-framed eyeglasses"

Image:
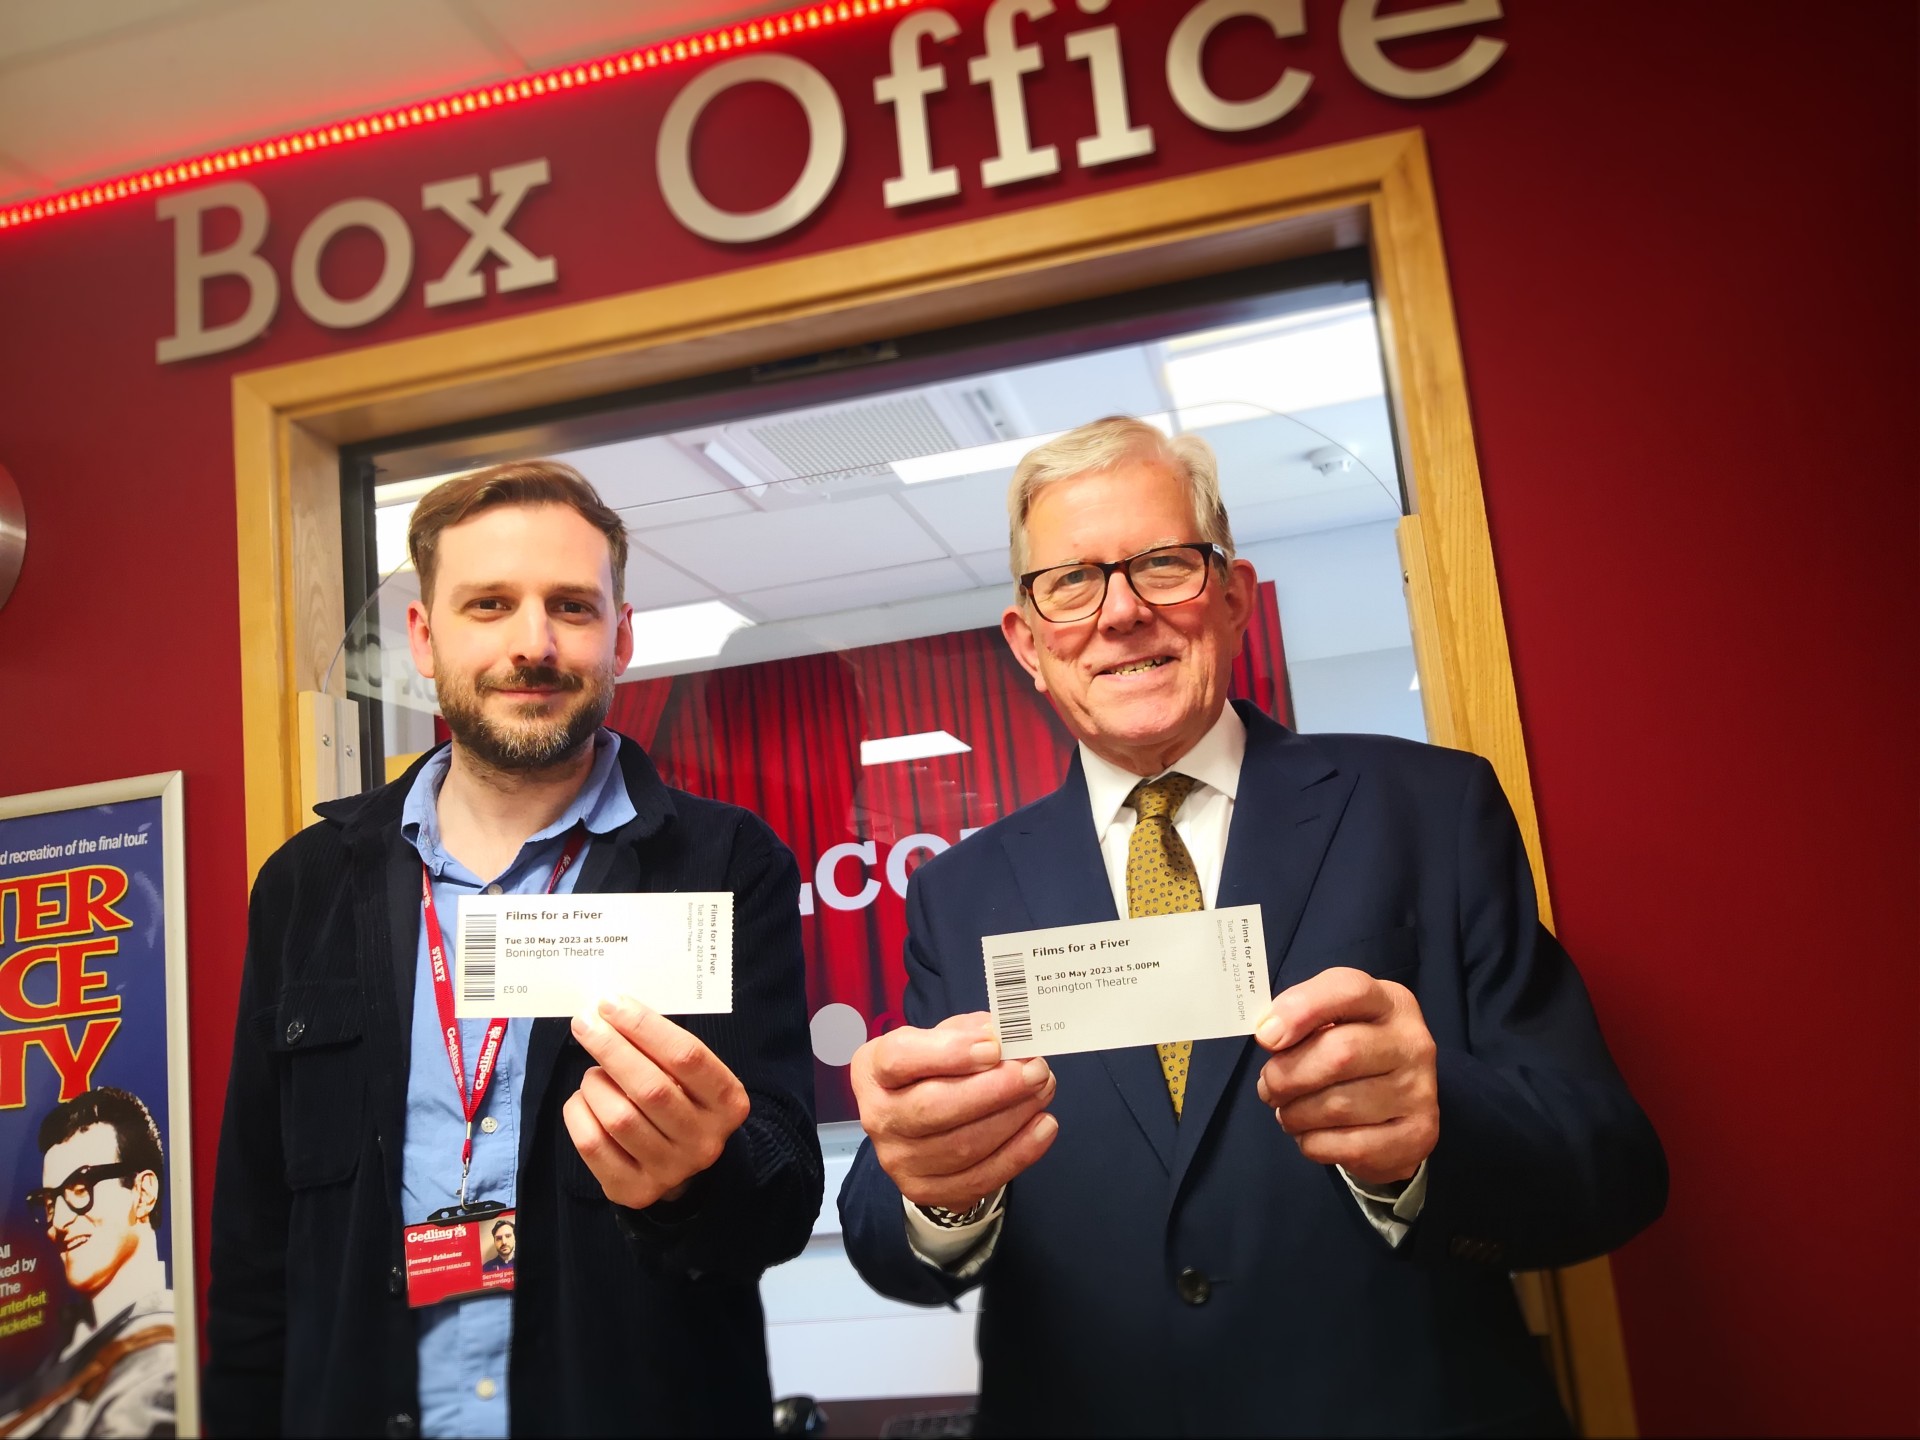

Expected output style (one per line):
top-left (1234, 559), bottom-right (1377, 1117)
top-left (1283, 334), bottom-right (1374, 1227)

top-left (1019, 543), bottom-right (1228, 623)
top-left (26, 1163), bottom-right (143, 1225)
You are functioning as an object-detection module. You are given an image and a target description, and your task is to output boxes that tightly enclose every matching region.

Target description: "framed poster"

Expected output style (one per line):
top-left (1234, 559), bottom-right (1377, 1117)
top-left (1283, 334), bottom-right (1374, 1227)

top-left (0, 773), bottom-right (195, 1437)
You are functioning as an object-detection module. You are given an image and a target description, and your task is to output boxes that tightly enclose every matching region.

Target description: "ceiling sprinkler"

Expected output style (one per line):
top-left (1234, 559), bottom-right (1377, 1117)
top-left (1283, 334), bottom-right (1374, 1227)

top-left (1307, 446), bottom-right (1356, 477)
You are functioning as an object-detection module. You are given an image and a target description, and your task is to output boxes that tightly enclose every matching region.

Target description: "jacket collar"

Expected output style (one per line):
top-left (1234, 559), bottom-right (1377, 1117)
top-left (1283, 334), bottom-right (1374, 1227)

top-left (317, 730), bottom-right (678, 852)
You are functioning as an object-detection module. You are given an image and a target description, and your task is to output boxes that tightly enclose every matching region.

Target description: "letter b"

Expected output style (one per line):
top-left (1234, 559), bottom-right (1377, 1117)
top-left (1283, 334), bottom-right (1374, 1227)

top-left (156, 183), bottom-right (279, 363)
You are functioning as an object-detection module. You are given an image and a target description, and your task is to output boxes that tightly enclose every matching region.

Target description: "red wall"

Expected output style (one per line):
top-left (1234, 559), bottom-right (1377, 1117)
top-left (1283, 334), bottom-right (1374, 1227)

top-left (0, 2), bottom-right (1912, 1432)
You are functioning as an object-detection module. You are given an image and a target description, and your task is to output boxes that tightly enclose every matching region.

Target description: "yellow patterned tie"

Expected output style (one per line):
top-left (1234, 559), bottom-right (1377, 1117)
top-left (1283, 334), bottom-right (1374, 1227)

top-left (1125, 773), bottom-right (1203, 1118)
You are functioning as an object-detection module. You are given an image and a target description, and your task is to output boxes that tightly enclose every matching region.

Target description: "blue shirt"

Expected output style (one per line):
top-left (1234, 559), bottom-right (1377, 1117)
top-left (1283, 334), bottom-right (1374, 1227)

top-left (399, 732), bottom-right (635, 1439)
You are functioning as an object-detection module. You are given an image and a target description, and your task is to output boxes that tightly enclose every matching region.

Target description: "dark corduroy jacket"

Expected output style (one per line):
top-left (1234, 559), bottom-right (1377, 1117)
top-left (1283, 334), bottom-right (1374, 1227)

top-left (203, 739), bottom-right (822, 1438)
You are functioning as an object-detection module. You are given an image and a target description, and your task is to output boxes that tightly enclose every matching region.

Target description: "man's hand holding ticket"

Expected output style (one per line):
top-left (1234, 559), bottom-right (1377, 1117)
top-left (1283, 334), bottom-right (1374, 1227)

top-left (564, 994), bottom-right (752, 1209)
top-left (983, 905), bottom-right (1268, 1059)
top-left (452, 893), bottom-right (747, 1208)
top-left (1254, 965), bottom-right (1440, 1188)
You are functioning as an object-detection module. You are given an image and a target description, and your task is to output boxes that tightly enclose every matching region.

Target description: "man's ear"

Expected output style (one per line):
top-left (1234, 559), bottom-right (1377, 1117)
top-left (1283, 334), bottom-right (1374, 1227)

top-left (1222, 556), bottom-right (1259, 639)
top-left (133, 1169), bottom-right (159, 1223)
top-left (406, 597), bottom-right (436, 680)
top-left (1001, 604), bottom-right (1047, 693)
top-left (613, 602), bottom-right (634, 675)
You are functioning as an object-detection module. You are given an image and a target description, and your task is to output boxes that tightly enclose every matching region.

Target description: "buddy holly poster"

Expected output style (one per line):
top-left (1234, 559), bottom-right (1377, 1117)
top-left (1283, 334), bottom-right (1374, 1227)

top-left (0, 774), bottom-right (196, 1437)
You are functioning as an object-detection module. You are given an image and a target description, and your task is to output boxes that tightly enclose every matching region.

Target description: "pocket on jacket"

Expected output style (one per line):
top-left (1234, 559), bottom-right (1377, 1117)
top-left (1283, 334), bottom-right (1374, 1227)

top-left (269, 980), bottom-right (366, 1188)
top-left (559, 1134), bottom-right (606, 1202)
top-left (1314, 925), bottom-right (1419, 983)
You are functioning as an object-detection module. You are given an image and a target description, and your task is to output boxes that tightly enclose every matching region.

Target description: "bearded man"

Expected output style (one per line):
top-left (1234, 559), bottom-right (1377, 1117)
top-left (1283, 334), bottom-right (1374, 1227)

top-left (204, 462), bottom-right (820, 1438)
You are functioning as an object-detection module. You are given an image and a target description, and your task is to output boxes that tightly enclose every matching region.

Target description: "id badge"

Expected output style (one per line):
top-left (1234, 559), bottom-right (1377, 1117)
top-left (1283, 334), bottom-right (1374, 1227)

top-left (402, 1206), bottom-right (518, 1307)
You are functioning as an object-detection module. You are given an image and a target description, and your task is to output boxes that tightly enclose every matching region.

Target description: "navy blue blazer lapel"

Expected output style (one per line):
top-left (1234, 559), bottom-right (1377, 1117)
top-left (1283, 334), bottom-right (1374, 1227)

top-left (1000, 756), bottom-right (1176, 1173)
top-left (1170, 705), bottom-right (1357, 1198)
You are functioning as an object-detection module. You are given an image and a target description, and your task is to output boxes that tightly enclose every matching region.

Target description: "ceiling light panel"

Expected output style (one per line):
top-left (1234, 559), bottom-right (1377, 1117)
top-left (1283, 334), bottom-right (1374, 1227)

top-left (625, 599), bottom-right (754, 672)
top-left (1163, 310), bottom-right (1387, 418)
top-left (860, 730), bottom-right (972, 766)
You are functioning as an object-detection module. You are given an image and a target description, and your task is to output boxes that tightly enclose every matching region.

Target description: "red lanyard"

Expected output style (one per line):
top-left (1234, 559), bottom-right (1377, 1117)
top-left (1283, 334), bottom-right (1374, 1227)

top-left (419, 824), bottom-right (588, 1204)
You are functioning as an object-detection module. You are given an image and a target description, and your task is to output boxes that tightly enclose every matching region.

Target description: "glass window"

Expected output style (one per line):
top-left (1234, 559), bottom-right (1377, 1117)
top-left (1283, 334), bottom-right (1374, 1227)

top-left (330, 252), bottom-right (1423, 1127)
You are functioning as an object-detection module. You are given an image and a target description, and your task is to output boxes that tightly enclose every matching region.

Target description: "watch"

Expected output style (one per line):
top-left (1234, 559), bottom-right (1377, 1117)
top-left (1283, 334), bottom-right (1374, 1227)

top-left (916, 1195), bottom-right (995, 1228)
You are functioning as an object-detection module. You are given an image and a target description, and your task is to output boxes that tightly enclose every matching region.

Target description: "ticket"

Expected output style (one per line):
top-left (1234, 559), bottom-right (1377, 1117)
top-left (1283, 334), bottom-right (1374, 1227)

top-left (454, 892), bottom-right (733, 1018)
top-left (982, 905), bottom-right (1268, 1060)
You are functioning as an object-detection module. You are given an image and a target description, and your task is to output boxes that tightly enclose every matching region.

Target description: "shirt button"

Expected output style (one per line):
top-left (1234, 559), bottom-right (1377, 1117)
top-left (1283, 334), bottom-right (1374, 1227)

top-left (476, 1378), bottom-right (498, 1401)
top-left (479, 1116), bottom-right (499, 1134)
top-left (483, 883), bottom-right (504, 895)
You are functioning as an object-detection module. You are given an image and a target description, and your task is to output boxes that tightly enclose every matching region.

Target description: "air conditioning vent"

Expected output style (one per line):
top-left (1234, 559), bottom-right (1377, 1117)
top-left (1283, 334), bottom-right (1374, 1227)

top-left (703, 383), bottom-right (1023, 506)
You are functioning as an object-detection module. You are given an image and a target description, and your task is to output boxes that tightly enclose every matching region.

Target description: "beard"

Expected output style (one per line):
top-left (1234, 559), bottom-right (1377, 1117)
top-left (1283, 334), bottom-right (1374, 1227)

top-left (435, 656), bottom-right (616, 772)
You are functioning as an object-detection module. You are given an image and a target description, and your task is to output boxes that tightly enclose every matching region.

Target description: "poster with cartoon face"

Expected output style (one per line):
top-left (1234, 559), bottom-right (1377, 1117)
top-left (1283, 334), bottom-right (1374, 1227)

top-left (0, 775), bottom-right (193, 1437)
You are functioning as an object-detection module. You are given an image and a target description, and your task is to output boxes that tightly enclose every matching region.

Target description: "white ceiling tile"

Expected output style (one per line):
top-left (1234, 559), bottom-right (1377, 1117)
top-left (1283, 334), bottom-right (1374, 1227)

top-left (0, 0), bottom-right (210, 67)
top-left (623, 545), bottom-right (718, 610)
top-left (1201, 412), bottom-right (1399, 514)
top-left (649, 494), bottom-right (947, 591)
top-left (616, 491), bottom-right (752, 530)
top-left (468, 0), bottom-right (781, 70)
top-left (738, 557), bottom-right (977, 622)
top-left (0, 0), bottom-right (508, 184)
top-left (710, 588), bottom-right (1012, 674)
top-left (1226, 485), bottom-right (1401, 544)
top-left (958, 549), bottom-right (1013, 588)
top-left (568, 435), bottom-right (753, 528)
top-left (897, 469), bottom-right (1015, 557)
top-left (990, 347), bottom-right (1169, 434)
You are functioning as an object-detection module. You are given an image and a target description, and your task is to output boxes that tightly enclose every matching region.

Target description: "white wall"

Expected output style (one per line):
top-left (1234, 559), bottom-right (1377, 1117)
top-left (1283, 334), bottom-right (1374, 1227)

top-left (1239, 519), bottom-right (1426, 742)
top-left (761, 1123), bottom-right (981, 1403)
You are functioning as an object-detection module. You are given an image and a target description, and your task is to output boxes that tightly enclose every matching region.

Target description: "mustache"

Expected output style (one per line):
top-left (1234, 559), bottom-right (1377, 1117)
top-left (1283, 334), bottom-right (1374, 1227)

top-left (480, 665), bottom-right (586, 695)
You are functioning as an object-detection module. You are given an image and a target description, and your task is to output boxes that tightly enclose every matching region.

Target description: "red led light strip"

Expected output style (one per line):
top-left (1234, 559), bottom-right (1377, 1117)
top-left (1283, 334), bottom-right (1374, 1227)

top-left (0, 0), bottom-right (920, 234)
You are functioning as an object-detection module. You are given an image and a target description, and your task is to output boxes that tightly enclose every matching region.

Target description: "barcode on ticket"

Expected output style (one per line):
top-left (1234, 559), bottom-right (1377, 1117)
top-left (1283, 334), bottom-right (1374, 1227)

top-left (463, 913), bottom-right (497, 1005)
top-left (989, 949), bottom-right (1033, 1045)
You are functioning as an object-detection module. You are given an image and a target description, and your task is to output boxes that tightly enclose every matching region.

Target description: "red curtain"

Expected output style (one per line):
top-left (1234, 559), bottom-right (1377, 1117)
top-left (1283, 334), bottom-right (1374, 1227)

top-left (605, 581), bottom-right (1289, 1121)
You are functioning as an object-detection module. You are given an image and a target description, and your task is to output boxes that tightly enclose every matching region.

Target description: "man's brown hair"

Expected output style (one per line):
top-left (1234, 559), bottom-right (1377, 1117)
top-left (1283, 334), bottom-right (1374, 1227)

top-left (407, 460), bottom-right (629, 606)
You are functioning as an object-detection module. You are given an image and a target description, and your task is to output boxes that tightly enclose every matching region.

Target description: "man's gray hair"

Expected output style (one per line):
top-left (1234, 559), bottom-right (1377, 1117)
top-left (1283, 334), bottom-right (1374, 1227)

top-left (1006, 416), bottom-right (1236, 586)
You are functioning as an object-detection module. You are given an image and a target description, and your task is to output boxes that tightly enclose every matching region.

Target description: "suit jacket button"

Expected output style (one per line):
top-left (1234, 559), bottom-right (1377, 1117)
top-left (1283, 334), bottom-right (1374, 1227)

top-left (284, 1019), bottom-right (306, 1045)
top-left (385, 1414), bottom-right (417, 1439)
top-left (389, 1265), bottom-right (405, 1296)
top-left (1176, 1267), bottom-right (1211, 1305)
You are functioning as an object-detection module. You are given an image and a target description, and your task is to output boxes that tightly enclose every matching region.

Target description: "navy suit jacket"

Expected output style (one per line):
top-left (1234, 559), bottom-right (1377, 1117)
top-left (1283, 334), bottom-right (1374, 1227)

top-left (839, 704), bottom-right (1665, 1437)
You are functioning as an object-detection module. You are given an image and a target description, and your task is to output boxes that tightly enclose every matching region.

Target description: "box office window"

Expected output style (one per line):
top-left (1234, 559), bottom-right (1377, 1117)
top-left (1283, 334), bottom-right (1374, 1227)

top-left (328, 249), bottom-right (1422, 1125)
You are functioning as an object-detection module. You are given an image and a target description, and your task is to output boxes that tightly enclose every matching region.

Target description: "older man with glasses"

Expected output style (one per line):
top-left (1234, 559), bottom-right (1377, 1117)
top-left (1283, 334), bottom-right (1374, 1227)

top-left (838, 415), bottom-right (1667, 1437)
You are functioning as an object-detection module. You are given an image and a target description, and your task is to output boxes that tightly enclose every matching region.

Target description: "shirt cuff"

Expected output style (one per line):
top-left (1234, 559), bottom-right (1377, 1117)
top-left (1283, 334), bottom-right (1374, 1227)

top-left (1338, 1160), bottom-right (1429, 1248)
top-left (902, 1189), bottom-right (1006, 1278)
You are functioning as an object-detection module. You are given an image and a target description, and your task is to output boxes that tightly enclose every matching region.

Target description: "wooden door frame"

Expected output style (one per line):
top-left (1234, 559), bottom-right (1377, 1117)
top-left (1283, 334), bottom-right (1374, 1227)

top-left (231, 126), bottom-right (1638, 1435)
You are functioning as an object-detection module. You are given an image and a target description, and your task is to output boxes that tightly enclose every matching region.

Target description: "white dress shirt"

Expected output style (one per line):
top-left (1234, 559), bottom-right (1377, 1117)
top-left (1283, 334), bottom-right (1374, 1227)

top-left (904, 706), bottom-right (1427, 1269)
